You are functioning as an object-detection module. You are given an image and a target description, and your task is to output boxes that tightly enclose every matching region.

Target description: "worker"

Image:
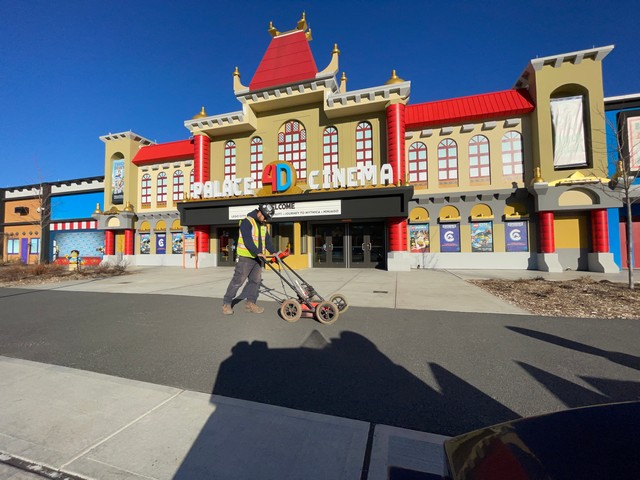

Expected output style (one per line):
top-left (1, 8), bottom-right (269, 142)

top-left (222, 204), bottom-right (277, 315)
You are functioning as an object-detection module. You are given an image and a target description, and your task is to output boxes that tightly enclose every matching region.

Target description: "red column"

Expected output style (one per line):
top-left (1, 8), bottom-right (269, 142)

top-left (104, 230), bottom-right (115, 255)
top-left (387, 217), bottom-right (408, 251)
top-left (194, 134), bottom-right (210, 183)
top-left (195, 225), bottom-right (210, 253)
top-left (538, 211), bottom-right (555, 253)
top-left (124, 229), bottom-right (134, 255)
top-left (386, 103), bottom-right (406, 185)
top-left (591, 209), bottom-right (609, 253)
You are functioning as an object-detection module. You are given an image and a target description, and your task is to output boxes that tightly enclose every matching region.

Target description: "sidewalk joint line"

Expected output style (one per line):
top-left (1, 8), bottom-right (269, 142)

top-left (60, 389), bottom-right (184, 470)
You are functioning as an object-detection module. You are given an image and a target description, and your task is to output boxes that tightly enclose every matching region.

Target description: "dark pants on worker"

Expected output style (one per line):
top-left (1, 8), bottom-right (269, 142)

top-left (223, 256), bottom-right (262, 305)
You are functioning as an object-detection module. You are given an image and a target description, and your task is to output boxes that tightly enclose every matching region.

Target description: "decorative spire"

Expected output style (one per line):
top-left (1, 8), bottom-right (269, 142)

top-left (94, 203), bottom-right (102, 214)
top-left (385, 69), bottom-right (405, 85)
top-left (268, 21), bottom-right (280, 37)
top-left (192, 106), bottom-right (207, 119)
top-left (297, 12), bottom-right (308, 31)
top-left (233, 66), bottom-right (248, 92)
top-left (339, 72), bottom-right (347, 93)
top-left (531, 166), bottom-right (545, 184)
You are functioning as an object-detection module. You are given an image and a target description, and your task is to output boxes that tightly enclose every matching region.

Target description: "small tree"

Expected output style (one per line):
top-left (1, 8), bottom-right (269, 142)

top-left (596, 113), bottom-right (640, 289)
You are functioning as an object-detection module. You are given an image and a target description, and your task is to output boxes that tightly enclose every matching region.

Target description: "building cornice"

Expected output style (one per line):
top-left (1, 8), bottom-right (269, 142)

top-left (99, 131), bottom-right (155, 145)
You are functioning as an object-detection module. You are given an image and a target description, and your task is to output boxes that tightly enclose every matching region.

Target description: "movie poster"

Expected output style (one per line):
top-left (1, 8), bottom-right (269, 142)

top-left (409, 224), bottom-right (430, 252)
top-left (471, 222), bottom-right (493, 252)
top-left (440, 223), bottom-right (460, 252)
top-left (172, 233), bottom-right (183, 254)
top-left (156, 233), bottom-right (166, 255)
top-left (112, 160), bottom-right (125, 205)
top-left (140, 233), bottom-right (150, 254)
top-left (505, 221), bottom-right (529, 252)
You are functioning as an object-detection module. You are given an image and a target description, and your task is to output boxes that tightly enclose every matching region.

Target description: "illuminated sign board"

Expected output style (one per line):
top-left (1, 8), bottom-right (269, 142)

top-left (191, 162), bottom-right (395, 200)
top-left (229, 200), bottom-right (342, 220)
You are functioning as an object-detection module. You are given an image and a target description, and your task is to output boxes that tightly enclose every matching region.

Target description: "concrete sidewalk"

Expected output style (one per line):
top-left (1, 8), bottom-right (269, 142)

top-left (0, 356), bottom-right (448, 480)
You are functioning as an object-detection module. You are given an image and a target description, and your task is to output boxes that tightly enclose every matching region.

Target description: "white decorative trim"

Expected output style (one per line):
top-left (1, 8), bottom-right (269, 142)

top-left (420, 129), bottom-right (433, 138)
top-left (326, 81), bottom-right (411, 107)
top-left (504, 118), bottom-right (521, 128)
top-left (482, 121), bottom-right (497, 130)
top-left (440, 127), bottom-right (454, 135)
top-left (530, 45), bottom-right (614, 71)
top-left (460, 124), bottom-right (474, 133)
top-left (99, 131), bottom-right (154, 145)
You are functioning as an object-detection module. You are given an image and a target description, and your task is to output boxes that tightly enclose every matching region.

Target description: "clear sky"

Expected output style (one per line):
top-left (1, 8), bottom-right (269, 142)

top-left (1, 0), bottom-right (637, 188)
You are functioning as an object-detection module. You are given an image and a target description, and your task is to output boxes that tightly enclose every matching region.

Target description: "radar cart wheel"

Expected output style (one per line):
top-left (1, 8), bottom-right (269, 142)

top-left (315, 300), bottom-right (339, 325)
top-left (280, 299), bottom-right (302, 323)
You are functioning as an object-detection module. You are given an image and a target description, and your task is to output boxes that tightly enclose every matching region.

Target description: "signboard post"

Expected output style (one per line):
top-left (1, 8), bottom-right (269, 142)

top-left (183, 233), bottom-right (197, 269)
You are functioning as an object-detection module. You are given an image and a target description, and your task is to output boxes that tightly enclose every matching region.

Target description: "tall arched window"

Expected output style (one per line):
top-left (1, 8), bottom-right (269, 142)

top-left (355, 121), bottom-right (373, 167)
top-left (323, 127), bottom-right (339, 170)
top-left (189, 170), bottom-right (194, 198)
top-left (224, 141), bottom-right (236, 179)
top-left (172, 170), bottom-right (184, 201)
top-left (438, 139), bottom-right (458, 182)
top-left (278, 120), bottom-right (307, 180)
top-left (408, 142), bottom-right (428, 184)
top-left (469, 135), bottom-right (490, 180)
top-left (502, 131), bottom-right (523, 177)
top-left (141, 174), bottom-right (151, 206)
top-left (250, 137), bottom-right (263, 187)
top-left (156, 172), bottom-right (167, 204)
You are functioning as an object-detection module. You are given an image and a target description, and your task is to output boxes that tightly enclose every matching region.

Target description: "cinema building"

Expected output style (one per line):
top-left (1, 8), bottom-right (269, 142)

top-left (95, 15), bottom-right (620, 272)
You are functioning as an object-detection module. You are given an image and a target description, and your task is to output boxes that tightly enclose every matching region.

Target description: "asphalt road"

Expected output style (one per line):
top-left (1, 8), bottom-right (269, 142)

top-left (1, 287), bottom-right (640, 437)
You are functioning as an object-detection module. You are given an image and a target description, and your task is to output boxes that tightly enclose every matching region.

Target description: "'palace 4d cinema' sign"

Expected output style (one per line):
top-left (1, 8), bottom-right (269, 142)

top-left (191, 161), bottom-right (395, 199)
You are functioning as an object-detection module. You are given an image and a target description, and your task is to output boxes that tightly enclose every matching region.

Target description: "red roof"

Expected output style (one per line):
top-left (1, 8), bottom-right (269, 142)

top-left (249, 30), bottom-right (318, 91)
top-left (405, 89), bottom-right (535, 129)
top-left (132, 139), bottom-right (194, 166)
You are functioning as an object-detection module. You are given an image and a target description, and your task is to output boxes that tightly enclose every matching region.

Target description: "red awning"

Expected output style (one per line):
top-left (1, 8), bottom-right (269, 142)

top-left (406, 89), bottom-right (535, 129)
top-left (132, 139), bottom-right (194, 166)
top-left (250, 30), bottom-right (318, 91)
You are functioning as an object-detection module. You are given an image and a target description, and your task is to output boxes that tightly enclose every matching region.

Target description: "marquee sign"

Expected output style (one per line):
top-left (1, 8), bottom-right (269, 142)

top-left (191, 161), bottom-right (394, 200)
top-left (229, 200), bottom-right (342, 220)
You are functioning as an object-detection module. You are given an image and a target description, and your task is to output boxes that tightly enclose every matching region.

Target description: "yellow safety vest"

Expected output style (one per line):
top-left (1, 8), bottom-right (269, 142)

top-left (236, 216), bottom-right (269, 258)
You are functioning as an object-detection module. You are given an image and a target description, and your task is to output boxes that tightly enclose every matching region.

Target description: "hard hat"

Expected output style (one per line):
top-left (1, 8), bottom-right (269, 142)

top-left (258, 204), bottom-right (275, 220)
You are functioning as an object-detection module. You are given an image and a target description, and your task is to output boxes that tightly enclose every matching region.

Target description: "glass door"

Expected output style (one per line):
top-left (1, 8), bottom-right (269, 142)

top-left (350, 223), bottom-right (386, 269)
top-left (218, 227), bottom-right (239, 267)
top-left (313, 224), bottom-right (345, 268)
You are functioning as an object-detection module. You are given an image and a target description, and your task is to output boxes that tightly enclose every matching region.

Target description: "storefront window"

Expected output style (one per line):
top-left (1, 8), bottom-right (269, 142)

top-left (7, 238), bottom-right (19, 255)
top-left (30, 238), bottom-right (40, 254)
top-left (439, 223), bottom-right (460, 252)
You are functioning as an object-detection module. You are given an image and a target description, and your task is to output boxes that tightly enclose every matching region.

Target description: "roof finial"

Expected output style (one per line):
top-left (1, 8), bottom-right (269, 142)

top-left (385, 69), bottom-right (405, 85)
top-left (192, 106), bottom-right (207, 119)
top-left (297, 11), bottom-right (307, 31)
top-left (268, 21), bottom-right (280, 37)
top-left (339, 72), bottom-right (347, 93)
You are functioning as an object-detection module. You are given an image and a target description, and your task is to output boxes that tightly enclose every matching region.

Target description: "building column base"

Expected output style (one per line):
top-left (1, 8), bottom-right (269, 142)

top-left (588, 252), bottom-right (620, 273)
top-left (536, 253), bottom-right (563, 272)
top-left (387, 251), bottom-right (411, 271)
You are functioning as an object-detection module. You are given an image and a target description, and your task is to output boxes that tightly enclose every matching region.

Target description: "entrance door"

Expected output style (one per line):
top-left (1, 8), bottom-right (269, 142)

top-left (21, 238), bottom-right (29, 263)
top-left (219, 227), bottom-right (239, 267)
top-left (351, 223), bottom-right (386, 269)
top-left (313, 224), bottom-right (345, 267)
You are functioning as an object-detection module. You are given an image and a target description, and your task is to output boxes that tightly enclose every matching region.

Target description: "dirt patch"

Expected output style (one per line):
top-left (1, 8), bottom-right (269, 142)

top-left (471, 277), bottom-right (640, 320)
top-left (0, 263), bottom-right (129, 287)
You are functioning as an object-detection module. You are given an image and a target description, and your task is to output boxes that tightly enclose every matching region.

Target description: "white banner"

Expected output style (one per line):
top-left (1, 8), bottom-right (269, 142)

top-left (550, 96), bottom-right (587, 167)
top-left (229, 200), bottom-right (342, 220)
top-left (627, 116), bottom-right (640, 170)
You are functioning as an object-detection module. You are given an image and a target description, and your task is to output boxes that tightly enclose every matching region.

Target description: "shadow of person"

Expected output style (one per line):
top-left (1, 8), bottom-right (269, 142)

top-left (507, 326), bottom-right (640, 371)
top-left (173, 331), bottom-right (517, 479)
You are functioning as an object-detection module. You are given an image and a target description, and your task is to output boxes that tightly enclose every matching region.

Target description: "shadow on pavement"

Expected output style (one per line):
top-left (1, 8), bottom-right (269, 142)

top-left (507, 326), bottom-right (640, 371)
top-left (173, 330), bottom-right (518, 479)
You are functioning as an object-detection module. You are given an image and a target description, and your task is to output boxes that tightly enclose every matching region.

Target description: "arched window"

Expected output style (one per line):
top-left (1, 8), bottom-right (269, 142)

top-left (278, 120), bottom-right (307, 180)
top-left (224, 141), bottom-right (236, 179)
top-left (323, 127), bottom-right (339, 170)
top-left (469, 135), bottom-right (490, 180)
top-left (141, 174), bottom-right (151, 206)
top-left (172, 170), bottom-right (184, 201)
top-left (189, 170), bottom-right (194, 198)
top-left (156, 172), bottom-right (167, 204)
top-left (438, 139), bottom-right (458, 182)
top-left (355, 121), bottom-right (373, 167)
top-left (250, 137), bottom-right (263, 187)
top-left (502, 131), bottom-right (523, 177)
top-left (408, 142), bottom-right (428, 184)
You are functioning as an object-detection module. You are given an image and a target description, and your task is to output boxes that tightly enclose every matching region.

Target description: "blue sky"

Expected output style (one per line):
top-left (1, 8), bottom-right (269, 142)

top-left (1, 0), bottom-right (637, 187)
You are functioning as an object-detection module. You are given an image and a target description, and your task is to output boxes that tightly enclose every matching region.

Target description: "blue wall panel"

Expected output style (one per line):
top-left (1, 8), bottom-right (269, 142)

top-left (51, 191), bottom-right (102, 221)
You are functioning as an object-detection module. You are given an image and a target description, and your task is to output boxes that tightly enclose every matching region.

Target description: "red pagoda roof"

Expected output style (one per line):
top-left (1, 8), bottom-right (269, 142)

top-left (405, 89), bottom-right (535, 129)
top-left (132, 139), bottom-right (194, 166)
top-left (249, 30), bottom-right (318, 91)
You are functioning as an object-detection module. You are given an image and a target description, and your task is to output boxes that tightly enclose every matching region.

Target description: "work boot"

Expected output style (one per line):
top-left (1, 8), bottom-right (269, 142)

top-left (245, 302), bottom-right (264, 314)
top-left (222, 304), bottom-right (234, 315)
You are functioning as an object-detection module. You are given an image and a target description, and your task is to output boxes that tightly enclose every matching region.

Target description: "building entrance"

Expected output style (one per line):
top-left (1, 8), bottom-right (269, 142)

top-left (312, 222), bottom-right (385, 268)
top-left (218, 227), bottom-right (239, 267)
